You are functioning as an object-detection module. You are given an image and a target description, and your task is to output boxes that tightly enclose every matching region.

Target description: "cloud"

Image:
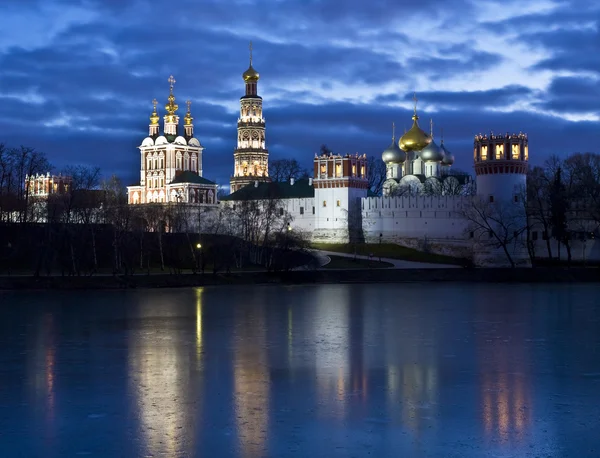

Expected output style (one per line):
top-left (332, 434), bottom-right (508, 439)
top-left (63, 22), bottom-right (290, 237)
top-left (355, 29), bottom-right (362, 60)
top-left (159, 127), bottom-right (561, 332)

top-left (0, 0), bottom-right (598, 187)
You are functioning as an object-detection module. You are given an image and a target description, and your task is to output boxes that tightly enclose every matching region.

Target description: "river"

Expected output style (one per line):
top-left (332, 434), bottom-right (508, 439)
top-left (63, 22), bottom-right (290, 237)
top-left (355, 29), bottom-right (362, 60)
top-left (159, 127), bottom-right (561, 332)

top-left (0, 283), bottom-right (599, 457)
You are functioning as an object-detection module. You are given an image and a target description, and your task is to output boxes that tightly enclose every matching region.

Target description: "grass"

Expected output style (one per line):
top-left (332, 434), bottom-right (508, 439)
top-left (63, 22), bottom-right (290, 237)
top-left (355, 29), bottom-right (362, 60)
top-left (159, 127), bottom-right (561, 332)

top-left (312, 242), bottom-right (466, 265)
top-left (322, 255), bottom-right (394, 269)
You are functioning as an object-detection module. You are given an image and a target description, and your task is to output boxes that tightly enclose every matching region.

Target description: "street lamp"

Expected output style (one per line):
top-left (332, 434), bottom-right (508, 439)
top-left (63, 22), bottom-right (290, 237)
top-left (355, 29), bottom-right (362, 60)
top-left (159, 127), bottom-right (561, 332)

top-left (196, 243), bottom-right (202, 249)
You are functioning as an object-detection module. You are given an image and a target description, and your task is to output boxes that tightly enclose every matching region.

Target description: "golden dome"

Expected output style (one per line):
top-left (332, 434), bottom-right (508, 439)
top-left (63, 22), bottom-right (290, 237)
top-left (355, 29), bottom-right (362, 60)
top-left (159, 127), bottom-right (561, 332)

top-left (150, 98), bottom-right (159, 125)
top-left (243, 64), bottom-right (259, 82)
top-left (399, 114), bottom-right (431, 152)
top-left (184, 100), bottom-right (193, 125)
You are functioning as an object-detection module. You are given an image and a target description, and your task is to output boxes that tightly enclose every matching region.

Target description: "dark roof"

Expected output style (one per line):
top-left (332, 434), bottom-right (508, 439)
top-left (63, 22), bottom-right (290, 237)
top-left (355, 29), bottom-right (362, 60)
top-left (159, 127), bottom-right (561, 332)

top-left (367, 189), bottom-right (378, 197)
top-left (221, 178), bottom-right (314, 201)
top-left (170, 171), bottom-right (216, 186)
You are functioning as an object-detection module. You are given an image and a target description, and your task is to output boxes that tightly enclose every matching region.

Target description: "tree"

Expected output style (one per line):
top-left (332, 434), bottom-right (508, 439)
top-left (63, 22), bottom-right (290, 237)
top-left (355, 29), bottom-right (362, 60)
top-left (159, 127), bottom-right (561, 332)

top-left (367, 156), bottom-right (386, 196)
top-left (269, 158), bottom-right (309, 182)
top-left (462, 196), bottom-right (527, 267)
top-left (548, 166), bottom-right (572, 263)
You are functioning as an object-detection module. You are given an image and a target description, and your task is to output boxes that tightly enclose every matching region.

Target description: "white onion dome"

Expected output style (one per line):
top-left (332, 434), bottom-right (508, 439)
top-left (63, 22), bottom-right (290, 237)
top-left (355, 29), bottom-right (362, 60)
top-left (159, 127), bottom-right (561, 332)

top-left (420, 139), bottom-right (444, 162)
top-left (440, 141), bottom-right (455, 166)
top-left (382, 139), bottom-right (406, 163)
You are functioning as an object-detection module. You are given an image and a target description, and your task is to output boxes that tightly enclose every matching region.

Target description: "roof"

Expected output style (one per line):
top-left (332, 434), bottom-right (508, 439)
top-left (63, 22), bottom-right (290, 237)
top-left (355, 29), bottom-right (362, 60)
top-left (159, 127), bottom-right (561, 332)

top-left (170, 171), bottom-right (216, 186)
top-left (221, 178), bottom-right (314, 201)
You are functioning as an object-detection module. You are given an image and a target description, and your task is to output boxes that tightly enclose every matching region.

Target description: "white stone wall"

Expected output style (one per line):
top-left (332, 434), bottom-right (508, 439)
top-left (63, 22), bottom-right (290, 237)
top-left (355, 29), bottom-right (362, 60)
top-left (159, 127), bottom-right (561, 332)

top-left (361, 195), bottom-right (471, 240)
top-left (284, 197), bottom-right (316, 233)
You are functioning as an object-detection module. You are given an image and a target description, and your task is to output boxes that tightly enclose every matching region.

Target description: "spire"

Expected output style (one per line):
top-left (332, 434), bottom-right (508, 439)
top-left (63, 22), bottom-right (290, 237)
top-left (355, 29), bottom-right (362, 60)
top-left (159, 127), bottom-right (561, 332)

top-left (392, 122), bottom-right (396, 141)
top-left (412, 92), bottom-right (419, 120)
top-left (165, 75), bottom-right (178, 116)
top-left (249, 41), bottom-right (253, 66)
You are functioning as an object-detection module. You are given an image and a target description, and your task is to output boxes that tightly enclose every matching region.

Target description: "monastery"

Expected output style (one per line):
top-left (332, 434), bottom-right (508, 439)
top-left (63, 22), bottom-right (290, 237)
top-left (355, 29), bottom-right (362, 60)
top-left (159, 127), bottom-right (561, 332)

top-left (125, 46), bottom-right (540, 266)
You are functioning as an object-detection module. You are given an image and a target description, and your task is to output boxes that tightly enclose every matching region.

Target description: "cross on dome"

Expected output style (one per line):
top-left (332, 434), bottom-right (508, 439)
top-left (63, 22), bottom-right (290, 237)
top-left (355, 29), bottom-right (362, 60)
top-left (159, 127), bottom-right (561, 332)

top-left (186, 100), bottom-right (192, 112)
top-left (168, 75), bottom-right (176, 93)
top-left (249, 41), bottom-right (253, 65)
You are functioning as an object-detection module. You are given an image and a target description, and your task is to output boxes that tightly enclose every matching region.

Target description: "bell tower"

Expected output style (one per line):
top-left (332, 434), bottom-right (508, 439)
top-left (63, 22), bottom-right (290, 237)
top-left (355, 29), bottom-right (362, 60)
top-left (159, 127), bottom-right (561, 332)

top-left (229, 42), bottom-right (270, 193)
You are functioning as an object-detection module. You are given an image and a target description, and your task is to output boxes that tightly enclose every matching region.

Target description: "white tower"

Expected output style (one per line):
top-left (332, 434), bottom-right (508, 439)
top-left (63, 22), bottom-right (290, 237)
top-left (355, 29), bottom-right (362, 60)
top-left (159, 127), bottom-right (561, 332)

top-left (474, 132), bottom-right (529, 202)
top-left (230, 42), bottom-right (270, 193)
top-left (312, 152), bottom-right (369, 242)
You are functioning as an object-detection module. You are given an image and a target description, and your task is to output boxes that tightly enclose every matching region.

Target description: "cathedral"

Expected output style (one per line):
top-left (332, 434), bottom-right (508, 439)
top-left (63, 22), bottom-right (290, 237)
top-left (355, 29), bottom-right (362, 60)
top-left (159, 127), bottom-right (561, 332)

top-left (381, 95), bottom-right (459, 197)
top-left (127, 76), bottom-right (218, 205)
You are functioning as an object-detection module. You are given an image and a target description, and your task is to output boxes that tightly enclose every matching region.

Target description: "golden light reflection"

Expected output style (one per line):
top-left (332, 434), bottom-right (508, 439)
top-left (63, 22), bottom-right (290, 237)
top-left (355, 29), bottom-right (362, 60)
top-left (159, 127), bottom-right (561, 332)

top-left (196, 288), bottom-right (203, 360)
top-left (234, 305), bottom-right (269, 458)
top-left (128, 298), bottom-right (197, 457)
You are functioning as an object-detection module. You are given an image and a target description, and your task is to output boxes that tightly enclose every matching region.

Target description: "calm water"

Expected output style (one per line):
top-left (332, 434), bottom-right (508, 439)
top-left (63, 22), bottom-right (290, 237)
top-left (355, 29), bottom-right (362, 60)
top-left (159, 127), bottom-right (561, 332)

top-left (0, 283), bottom-right (599, 458)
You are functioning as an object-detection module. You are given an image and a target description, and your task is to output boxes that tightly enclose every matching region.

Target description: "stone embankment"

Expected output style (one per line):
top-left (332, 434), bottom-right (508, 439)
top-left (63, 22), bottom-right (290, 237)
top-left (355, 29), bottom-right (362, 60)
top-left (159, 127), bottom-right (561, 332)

top-left (0, 268), bottom-right (598, 290)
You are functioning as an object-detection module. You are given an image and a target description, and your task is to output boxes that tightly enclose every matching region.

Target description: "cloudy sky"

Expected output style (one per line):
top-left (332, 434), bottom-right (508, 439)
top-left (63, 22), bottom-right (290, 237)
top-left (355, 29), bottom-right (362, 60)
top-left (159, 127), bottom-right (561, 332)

top-left (1, 0), bottom-right (598, 187)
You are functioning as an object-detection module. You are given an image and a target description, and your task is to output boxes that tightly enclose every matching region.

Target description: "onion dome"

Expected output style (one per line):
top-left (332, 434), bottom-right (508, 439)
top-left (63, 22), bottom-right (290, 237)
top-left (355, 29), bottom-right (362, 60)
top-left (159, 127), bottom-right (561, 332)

top-left (441, 140), bottom-right (455, 166)
top-left (149, 98), bottom-right (159, 125)
top-left (399, 94), bottom-right (431, 152)
top-left (420, 139), bottom-right (444, 162)
top-left (382, 122), bottom-right (406, 163)
top-left (243, 65), bottom-right (260, 82)
top-left (184, 100), bottom-right (193, 126)
top-left (165, 75), bottom-right (178, 116)
top-left (243, 41), bottom-right (260, 82)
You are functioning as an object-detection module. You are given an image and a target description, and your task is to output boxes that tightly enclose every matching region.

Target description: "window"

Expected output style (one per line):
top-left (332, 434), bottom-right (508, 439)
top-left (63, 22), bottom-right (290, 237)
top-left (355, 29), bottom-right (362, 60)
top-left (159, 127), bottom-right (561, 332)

top-left (469, 231), bottom-right (474, 239)
top-left (320, 164), bottom-right (326, 175)
top-left (481, 145), bottom-right (488, 160)
top-left (512, 144), bottom-right (520, 160)
top-left (312, 206), bottom-right (315, 214)
top-left (532, 231), bottom-right (538, 241)
top-left (300, 207), bottom-right (304, 215)
top-left (336, 200), bottom-right (341, 207)
top-left (279, 208), bottom-right (284, 216)
top-left (322, 200), bottom-right (327, 207)
top-left (489, 195), bottom-right (494, 203)
top-left (495, 144), bottom-right (503, 160)
top-left (352, 164), bottom-right (356, 175)
top-left (514, 195), bottom-right (519, 203)
top-left (542, 231), bottom-right (548, 240)
top-left (335, 163), bottom-right (341, 177)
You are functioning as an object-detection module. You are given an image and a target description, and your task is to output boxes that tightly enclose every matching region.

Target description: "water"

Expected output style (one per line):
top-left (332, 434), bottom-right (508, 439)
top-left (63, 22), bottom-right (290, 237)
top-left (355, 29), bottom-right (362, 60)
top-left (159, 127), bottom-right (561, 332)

top-left (0, 283), bottom-right (599, 457)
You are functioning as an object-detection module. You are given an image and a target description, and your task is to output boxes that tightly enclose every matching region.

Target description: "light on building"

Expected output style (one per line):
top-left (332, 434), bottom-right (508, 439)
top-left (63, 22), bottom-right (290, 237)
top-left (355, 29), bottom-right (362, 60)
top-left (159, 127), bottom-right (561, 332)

top-left (196, 243), bottom-right (202, 249)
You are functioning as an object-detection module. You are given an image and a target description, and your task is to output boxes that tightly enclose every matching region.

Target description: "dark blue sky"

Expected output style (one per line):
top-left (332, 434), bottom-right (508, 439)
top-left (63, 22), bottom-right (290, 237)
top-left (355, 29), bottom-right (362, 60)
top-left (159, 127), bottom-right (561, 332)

top-left (1, 0), bottom-right (598, 187)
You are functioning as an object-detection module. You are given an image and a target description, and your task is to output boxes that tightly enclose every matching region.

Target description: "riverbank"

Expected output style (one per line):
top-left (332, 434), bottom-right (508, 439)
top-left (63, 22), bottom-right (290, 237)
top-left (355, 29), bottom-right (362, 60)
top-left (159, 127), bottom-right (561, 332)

top-left (0, 267), bottom-right (599, 290)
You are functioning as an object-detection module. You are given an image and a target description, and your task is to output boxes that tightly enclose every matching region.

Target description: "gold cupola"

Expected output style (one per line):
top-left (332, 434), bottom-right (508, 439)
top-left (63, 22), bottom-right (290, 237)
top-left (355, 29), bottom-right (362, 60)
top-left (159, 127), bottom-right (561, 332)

top-left (243, 41), bottom-right (260, 82)
top-left (399, 93), bottom-right (431, 152)
top-left (165, 75), bottom-right (179, 119)
top-left (149, 98), bottom-right (159, 125)
top-left (184, 100), bottom-right (193, 126)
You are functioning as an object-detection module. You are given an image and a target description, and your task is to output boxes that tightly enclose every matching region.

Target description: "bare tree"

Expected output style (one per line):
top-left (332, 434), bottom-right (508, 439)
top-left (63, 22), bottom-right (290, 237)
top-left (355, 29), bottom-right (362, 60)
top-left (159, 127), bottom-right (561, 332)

top-left (462, 197), bottom-right (527, 267)
top-left (367, 156), bottom-right (386, 196)
top-left (269, 158), bottom-right (309, 182)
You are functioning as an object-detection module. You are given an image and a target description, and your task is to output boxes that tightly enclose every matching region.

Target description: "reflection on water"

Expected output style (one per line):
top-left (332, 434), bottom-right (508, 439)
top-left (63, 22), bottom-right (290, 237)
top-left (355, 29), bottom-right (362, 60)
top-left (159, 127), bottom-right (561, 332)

top-left (477, 314), bottom-right (531, 446)
top-left (5, 284), bottom-right (599, 457)
top-left (127, 290), bottom-right (203, 457)
top-left (314, 287), bottom-right (350, 420)
top-left (233, 302), bottom-right (269, 458)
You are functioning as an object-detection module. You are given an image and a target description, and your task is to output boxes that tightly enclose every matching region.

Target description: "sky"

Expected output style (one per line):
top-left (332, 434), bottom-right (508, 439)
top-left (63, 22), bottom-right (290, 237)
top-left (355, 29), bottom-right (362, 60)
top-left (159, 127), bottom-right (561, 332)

top-left (0, 0), bottom-right (599, 187)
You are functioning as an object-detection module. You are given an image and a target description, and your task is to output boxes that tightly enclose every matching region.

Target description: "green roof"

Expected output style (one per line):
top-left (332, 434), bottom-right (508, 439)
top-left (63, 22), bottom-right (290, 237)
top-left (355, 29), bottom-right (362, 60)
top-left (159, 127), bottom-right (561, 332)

top-left (221, 178), bottom-right (314, 201)
top-left (170, 171), bottom-right (216, 186)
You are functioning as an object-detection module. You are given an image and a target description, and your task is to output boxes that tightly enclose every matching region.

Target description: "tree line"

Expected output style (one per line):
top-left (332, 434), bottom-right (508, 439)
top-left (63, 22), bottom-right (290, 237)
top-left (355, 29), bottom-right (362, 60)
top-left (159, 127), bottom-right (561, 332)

top-left (463, 152), bottom-right (600, 267)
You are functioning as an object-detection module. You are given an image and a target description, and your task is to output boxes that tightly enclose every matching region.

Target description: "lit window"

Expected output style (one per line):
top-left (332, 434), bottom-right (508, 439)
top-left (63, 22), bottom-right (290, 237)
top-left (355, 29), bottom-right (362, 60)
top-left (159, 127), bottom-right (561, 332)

top-left (335, 163), bottom-right (341, 177)
top-left (336, 200), bottom-right (341, 207)
top-left (323, 200), bottom-right (327, 207)
top-left (511, 144), bottom-right (519, 160)
top-left (352, 165), bottom-right (356, 175)
top-left (525, 145), bottom-right (529, 160)
top-left (481, 145), bottom-right (488, 160)
top-left (495, 144), bottom-right (503, 160)
top-left (320, 164), bottom-right (326, 175)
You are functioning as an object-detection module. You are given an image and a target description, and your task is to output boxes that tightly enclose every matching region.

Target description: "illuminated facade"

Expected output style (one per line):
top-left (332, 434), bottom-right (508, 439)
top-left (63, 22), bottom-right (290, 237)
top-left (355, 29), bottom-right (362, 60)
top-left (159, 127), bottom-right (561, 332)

top-left (26, 173), bottom-right (72, 197)
top-left (474, 132), bottom-right (529, 202)
top-left (127, 76), bottom-right (218, 206)
top-left (381, 96), bottom-right (457, 197)
top-left (230, 43), bottom-right (270, 194)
